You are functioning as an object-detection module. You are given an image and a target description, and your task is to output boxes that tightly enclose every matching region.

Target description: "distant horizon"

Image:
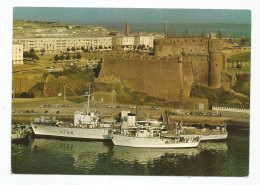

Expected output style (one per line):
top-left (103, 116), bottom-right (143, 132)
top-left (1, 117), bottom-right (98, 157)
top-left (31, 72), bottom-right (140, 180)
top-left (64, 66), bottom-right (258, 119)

top-left (13, 8), bottom-right (251, 25)
top-left (13, 19), bottom-right (251, 25)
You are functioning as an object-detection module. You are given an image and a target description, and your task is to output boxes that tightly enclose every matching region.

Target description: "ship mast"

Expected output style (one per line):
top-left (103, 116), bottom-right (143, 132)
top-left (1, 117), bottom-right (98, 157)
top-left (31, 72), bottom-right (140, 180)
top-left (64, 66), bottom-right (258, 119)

top-left (87, 84), bottom-right (91, 115)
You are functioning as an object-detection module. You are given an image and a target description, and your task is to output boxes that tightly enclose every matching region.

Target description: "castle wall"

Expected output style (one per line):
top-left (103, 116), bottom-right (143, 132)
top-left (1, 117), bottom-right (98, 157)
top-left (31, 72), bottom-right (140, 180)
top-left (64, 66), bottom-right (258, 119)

top-left (99, 55), bottom-right (194, 102)
top-left (190, 55), bottom-right (209, 86)
top-left (154, 38), bottom-right (209, 57)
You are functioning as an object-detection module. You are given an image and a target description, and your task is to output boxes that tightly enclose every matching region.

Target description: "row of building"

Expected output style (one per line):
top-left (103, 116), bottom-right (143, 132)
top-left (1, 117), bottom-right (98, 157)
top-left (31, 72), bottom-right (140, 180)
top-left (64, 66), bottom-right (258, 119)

top-left (13, 34), bottom-right (164, 52)
top-left (12, 34), bottom-right (164, 65)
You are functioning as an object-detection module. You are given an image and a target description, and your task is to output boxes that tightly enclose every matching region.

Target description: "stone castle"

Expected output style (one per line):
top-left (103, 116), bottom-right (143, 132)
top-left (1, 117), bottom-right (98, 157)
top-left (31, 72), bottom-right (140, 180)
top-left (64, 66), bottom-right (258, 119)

top-left (99, 33), bottom-right (226, 103)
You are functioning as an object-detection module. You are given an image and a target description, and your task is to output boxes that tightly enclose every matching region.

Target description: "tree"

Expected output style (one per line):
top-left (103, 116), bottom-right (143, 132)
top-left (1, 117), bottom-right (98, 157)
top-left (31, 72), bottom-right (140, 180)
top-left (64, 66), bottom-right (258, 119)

top-left (76, 53), bottom-right (81, 60)
top-left (71, 47), bottom-right (75, 51)
top-left (32, 54), bottom-right (39, 60)
top-left (59, 55), bottom-right (65, 60)
top-left (23, 50), bottom-right (39, 60)
top-left (99, 45), bottom-right (103, 49)
top-left (29, 48), bottom-right (34, 53)
top-left (54, 55), bottom-right (59, 61)
top-left (241, 37), bottom-right (246, 45)
top-left (81, 46), bottom-right (85, 51)
top-left (65, 54), bottom-right (71, 60)
top-left (67, 48), bottom-right (70, 52)
top-left (40, 48), bottom-right (45, 53)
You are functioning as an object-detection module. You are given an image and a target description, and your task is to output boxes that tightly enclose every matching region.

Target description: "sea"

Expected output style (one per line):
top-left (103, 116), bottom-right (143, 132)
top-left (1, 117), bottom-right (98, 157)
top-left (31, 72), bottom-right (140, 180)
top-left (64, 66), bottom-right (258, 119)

top-left (99, 23), bottom-right (251, 38)
top-left (11, 124), bottom-right (249, 176)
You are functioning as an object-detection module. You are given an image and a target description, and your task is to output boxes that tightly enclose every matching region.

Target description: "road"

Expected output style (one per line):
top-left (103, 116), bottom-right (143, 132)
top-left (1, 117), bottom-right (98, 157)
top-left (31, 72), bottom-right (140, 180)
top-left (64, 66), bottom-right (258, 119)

top-left (12, 97), bottom-right (250, 125)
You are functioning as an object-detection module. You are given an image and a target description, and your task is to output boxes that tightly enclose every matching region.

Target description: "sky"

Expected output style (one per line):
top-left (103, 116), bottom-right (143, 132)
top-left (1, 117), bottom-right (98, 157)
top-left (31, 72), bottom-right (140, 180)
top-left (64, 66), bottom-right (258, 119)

top-left (13, 7), bottom-right (251, 25)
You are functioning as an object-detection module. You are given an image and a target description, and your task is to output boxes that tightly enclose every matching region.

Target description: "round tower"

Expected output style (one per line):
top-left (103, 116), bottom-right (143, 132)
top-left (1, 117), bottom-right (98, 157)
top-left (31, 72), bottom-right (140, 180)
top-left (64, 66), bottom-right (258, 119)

top-left (208, 52), bottom-right (223, 88)
top-left (208, 39), bottom-right (223, 88)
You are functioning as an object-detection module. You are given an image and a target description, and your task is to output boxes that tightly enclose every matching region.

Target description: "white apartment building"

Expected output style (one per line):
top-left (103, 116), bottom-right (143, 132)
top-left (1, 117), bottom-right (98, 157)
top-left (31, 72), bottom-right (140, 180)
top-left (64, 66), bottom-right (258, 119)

top-left (90, 37), bottom-right (112, 49)
top-left (135, 35), bottom-right (155, 48)
top-left (12, 43), bottom-right (23, 65)
top-left (113, 36), bottom-right (135, 46)
top-left (13, 36), bottom-right (112, 52)
top-left (113, 36), bottom-right (135, 50)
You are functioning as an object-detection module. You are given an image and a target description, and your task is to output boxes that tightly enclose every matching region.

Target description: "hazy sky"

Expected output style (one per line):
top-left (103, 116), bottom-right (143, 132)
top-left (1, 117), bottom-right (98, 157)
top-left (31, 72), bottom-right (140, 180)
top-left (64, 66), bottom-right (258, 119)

top-left (13, 7), bottom-right (251, 24)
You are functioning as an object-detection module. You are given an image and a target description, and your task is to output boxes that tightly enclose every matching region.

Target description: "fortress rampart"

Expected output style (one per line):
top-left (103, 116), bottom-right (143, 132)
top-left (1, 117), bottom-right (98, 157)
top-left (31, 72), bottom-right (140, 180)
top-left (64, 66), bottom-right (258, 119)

top-left (99, 36), bottom-right (225, 102)
top-left (99, 54), bottom-right (193, 102)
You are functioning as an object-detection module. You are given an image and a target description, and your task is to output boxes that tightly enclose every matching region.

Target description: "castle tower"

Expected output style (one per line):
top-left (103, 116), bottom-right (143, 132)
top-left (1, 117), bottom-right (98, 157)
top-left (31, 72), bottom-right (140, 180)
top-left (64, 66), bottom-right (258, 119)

top-left (126, 21), bottom-right (130, 35)
top-left (208, 39), bottom-right (223, 88)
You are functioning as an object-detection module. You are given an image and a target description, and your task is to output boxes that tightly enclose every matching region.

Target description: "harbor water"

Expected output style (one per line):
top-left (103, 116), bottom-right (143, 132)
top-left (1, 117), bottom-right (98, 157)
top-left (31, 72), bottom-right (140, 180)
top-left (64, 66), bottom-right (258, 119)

top-left (11, 124), bottom-right (249, 176)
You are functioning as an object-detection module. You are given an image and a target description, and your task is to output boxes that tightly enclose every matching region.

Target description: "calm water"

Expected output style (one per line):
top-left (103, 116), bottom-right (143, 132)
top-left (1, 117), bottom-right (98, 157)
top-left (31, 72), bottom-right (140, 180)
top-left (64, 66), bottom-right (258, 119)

top-left (11, 125), bottom-right (249, 176)
top-left (101, 23), bottom-right (251, 37)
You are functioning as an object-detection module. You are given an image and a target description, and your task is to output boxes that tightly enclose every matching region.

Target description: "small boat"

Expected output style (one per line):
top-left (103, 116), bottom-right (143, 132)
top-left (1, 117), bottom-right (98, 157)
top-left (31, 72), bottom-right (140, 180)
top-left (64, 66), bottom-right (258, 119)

top-left (172, 122), bottom-right (228, 141)
top-left (11, 124), bottom-right (29, 143)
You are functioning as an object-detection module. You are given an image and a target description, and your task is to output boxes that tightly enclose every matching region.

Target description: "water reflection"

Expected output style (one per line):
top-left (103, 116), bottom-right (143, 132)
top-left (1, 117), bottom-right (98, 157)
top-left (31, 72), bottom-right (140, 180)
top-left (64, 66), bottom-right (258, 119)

top-left (199, 142), bottom-right (228, 152)
top-left (111, 142), bottom-right (227, 164)
top-left (31, 138), bottom-right (110, 172)
top-left (111, 146), bottom-right (199, 164)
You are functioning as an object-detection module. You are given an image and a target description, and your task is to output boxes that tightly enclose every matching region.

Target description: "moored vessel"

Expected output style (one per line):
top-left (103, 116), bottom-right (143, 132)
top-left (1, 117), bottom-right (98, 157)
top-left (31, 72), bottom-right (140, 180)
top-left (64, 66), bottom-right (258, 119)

top-left (172, 122), bottom-right (228, 141)
top-left (31, 85), bottom-right (119, 140)
top-left (109, 113), bottom-right (200, 148)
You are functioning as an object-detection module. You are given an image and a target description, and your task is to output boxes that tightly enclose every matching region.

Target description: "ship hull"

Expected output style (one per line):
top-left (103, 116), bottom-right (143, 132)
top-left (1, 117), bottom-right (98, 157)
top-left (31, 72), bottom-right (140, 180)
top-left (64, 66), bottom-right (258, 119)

top-left (31, 123), bottom-right (110, 140)
top-left (111, 134), bottom-right (199, 148)
top-left (181, 133), bottom-right (228, 141)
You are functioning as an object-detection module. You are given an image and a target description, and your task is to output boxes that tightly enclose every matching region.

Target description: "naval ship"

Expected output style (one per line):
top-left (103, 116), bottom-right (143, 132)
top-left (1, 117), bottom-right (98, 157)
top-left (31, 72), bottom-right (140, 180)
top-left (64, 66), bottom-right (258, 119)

top-left (109, 113), bottom-right (200, 148)
top-left (31, 86), bottom-right (119, 140)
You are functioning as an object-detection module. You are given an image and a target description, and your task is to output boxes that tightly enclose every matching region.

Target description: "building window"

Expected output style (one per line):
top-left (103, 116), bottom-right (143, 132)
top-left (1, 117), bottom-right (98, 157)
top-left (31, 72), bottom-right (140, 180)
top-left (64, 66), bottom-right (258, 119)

top-left (202, 48), bottom-right (205, 52)
top-left (172, 47), bottom-right (174, 51)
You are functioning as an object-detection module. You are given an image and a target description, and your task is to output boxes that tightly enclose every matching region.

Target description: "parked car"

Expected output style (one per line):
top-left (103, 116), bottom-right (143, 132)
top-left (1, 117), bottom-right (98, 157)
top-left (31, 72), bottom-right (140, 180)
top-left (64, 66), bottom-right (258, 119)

top-left (40, 105), bottom-right (43, 108)
top-left (154, 107), bottom-right (158, 110)
top-left (107, 105), bottom-right (112, 108)
top-left (44, 110), bottom-right (48, 114)
top-left (56, 104), bottom-right (59, 108)
top-left (150, 107), bottom-right (155, 110)
top-left (129, 105), bottom-right (135, 109)
top-left (116, 105), bottom-right (120, 108)
top-left (140, 106), bottom-right (145, 110)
